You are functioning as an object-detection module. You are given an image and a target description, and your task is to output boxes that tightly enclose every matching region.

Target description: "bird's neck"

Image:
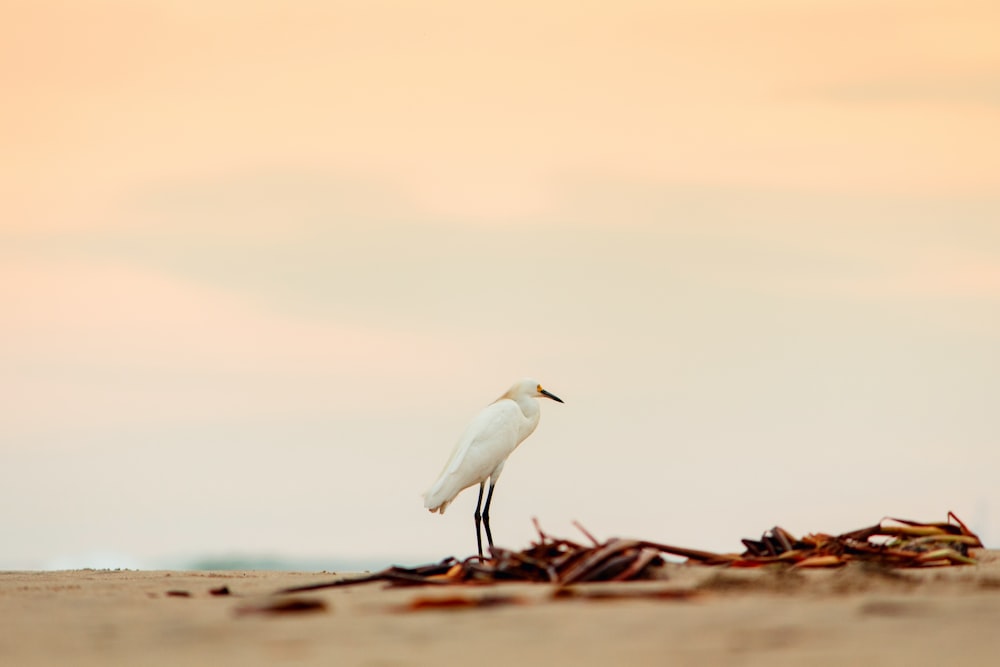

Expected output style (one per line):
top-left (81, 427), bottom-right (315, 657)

top-left (513, 395), bottom-right (540, 422)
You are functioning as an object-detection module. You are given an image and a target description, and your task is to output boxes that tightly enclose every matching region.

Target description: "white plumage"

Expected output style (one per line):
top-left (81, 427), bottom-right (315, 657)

top-left (423, 378), bottom-right (564, 557)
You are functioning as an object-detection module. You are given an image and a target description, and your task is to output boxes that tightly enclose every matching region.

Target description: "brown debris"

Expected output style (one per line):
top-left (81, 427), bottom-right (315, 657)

top-left (552, 587), bottom-right (698, 602)
top-left (235, 596), bottom-right (328, 616)
top-left (717, 511), bottom-right (983, 569)
top-left (402, 594), bottom-right (527, 612)
top-left (277, 524), bottom-right (667, 594)
top-left (274, 512), bottom-right (982, 597)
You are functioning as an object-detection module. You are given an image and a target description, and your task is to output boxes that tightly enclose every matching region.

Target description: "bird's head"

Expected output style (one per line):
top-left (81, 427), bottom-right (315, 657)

top-left (509, 378), bottom-right (564, 403)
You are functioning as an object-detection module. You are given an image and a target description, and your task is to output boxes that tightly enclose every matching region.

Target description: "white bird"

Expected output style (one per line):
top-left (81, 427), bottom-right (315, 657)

top-left (423, 378), bottom-right (564, 558)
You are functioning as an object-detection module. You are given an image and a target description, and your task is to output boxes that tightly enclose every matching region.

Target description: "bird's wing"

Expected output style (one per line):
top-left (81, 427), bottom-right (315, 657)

top-left (443, 400), bottom-right (521, 479)
top-left (423, 400), bottom-right (521, 509)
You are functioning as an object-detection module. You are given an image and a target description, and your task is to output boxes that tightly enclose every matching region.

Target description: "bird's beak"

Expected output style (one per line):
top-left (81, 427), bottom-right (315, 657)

top-left (540, 388), bottom-right (564, 403)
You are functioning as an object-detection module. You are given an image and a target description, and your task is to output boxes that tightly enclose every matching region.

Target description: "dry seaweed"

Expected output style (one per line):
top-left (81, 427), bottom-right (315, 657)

top-left (275, 511), bottom-right (982, 596)
top-left (401, 594), bottom-right (527, 612)
top-left (235, 596), bottom-right (328, 615)
top-left (719, 511), bottom-right (983, 568)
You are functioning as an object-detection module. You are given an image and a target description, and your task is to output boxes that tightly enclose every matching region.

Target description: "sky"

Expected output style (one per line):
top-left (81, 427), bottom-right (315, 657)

top-left (2, 0), bottom-right (999, 569)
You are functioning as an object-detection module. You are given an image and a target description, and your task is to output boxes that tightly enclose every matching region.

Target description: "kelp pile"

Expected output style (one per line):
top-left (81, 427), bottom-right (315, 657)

top-left (726, 512), bottom-right (981, 568)
top-left (277, 513), bottom-right (982, 596)
top-left (279, 520), bottom-right (672, 592)
top-left (258, 513), bottom-right (987, 614)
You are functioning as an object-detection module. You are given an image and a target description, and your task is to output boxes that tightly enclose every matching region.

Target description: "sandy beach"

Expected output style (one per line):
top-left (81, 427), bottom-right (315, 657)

top-left (3, 551), bottom-right (1000, 666)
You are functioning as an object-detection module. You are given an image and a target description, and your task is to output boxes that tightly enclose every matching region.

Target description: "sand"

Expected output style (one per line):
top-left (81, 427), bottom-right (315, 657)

top-left (3, 552), bottom-right (1000, 666)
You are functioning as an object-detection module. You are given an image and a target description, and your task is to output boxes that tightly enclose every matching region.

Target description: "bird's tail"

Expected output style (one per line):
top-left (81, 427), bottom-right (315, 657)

top-left (422, 485), bottom-right (451, 514)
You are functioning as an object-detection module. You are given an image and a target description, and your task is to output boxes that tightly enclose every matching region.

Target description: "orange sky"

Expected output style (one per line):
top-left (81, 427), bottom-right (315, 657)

top-left (2, 1), bottom-right (999, 567)
top-left (4, 0), bottom-right (999, 229)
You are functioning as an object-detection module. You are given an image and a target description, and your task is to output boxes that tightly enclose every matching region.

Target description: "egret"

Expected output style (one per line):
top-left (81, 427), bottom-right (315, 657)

top-left (423, 378), bottom-right (564, 558)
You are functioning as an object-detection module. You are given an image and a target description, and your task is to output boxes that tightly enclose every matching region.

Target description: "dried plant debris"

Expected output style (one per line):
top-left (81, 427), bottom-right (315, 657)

top-left (402, 594), bottom-right (527, 612)
top-left (717, 512), bottom-right (983, 569)
top-left (235, 596), bottom-right (328, 616)
top-left (278, 520), bottom-right (671, 594)
top-left (275, 512), bottom-right (982, 596)
top-left (552, 587), bottom-right (698, 602)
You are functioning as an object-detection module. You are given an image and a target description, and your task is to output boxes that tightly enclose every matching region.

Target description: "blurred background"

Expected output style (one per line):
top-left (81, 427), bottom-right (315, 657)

top-left (2, 0), bottom-right (998, 570)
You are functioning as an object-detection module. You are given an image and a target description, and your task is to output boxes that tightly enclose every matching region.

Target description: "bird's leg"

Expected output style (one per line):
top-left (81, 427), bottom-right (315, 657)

top-left (474, 482), bottom-right (485, 560)
top-left (482, 482), bottom-right (496, 554)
